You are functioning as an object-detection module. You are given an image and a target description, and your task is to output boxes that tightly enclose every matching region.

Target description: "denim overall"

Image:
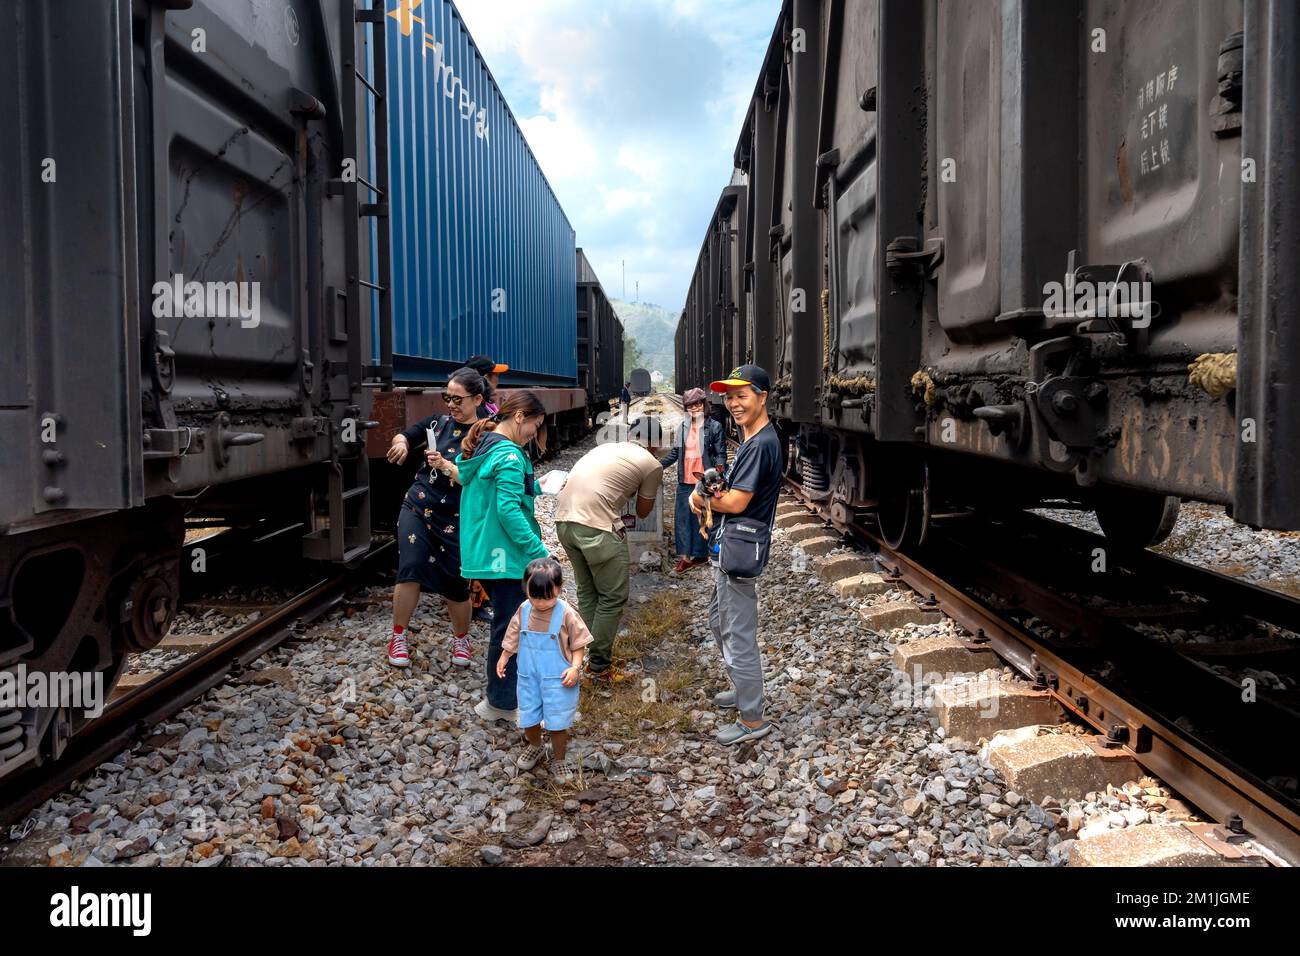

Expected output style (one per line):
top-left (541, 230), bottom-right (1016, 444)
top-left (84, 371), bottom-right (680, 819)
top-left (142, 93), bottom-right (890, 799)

top-left (515, 600), bottom-right (580, 731)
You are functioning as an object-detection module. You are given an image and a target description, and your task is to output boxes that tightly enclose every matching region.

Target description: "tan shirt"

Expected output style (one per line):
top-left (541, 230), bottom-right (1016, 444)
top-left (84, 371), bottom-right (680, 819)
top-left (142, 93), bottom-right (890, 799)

top-left (502, 601), bottom-right (594, 665)
top-left (554, 442), bottom-right (661, 533)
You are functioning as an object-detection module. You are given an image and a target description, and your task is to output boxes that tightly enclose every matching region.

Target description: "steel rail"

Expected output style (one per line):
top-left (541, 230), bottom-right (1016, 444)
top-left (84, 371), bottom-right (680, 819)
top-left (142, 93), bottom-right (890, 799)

top-left (0, 541), bottom-right (393, 830)
top-left (780, 480), bottom-right (1299, 865)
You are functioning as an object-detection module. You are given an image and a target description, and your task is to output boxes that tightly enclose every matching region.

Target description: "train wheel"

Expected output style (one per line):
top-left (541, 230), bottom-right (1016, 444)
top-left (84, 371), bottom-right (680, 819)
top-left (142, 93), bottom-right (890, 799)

top-left (1095, 492), bottom-right (1181, 549)
top-left (877, 461), bottom-right (930, 552)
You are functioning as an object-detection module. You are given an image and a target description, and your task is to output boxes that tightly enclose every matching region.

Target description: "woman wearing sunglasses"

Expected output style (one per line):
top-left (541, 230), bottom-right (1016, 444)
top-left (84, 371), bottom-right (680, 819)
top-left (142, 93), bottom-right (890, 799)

top-left (383, 366), bottom-right (489, 669)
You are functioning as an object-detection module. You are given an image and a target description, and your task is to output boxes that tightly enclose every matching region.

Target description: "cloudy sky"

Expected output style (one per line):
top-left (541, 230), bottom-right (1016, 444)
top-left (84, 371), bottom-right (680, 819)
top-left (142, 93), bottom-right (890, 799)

top-left (455, 0), bottom-right (782, 311)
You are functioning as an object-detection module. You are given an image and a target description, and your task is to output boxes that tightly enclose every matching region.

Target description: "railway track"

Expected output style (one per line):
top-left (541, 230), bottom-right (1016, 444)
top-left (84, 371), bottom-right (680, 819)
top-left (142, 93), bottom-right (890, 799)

top-left (0, 540), bottom-right (394, 832)
top-left (779, 478), bottom-right (1300, 866)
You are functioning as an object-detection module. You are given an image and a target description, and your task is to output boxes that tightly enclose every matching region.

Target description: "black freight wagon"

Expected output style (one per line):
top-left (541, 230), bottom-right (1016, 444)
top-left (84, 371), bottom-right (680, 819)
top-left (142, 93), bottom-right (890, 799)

top-left (0, 0), bottom-right (386, 780)
top-left (577, 249), bottom-right (625, 413)
top-left (675, 183), bottom-right (748, 412)
top-left (680, 0), bottom-right (1300, 547)
top-left (629, 368), bottom-right (653, 397)
top-left (0, 0), bottom-right (622, 786)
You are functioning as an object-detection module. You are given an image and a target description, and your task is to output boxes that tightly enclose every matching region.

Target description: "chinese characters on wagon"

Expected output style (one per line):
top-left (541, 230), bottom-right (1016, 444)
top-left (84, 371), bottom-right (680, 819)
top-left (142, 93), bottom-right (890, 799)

top-left (1136, 63), bottom-right (1179, 177)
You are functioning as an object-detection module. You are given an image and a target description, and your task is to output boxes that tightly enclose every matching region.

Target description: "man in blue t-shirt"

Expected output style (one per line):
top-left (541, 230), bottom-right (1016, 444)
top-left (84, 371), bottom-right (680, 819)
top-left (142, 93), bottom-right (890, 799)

top-left (689, 364), bottom-right (784, 746)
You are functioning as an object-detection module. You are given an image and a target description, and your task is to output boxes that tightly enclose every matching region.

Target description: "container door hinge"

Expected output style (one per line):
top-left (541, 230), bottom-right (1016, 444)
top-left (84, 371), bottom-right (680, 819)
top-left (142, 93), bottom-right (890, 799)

top-left (291, 417), bottom-right (330, 442)
top-left (142, 427), bottom-right (198, 460)
top-left (301, 349), bottom-right (315, 393)
top-left (151, 330), bottom-right (176, 395)
top-left (886, 237), bottom-right (944, 281)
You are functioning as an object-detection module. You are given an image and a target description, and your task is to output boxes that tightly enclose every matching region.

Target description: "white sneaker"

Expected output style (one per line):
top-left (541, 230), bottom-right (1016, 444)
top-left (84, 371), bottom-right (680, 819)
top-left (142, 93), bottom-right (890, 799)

top-left (552, 757), bottom-right (578, 784)
top-left (515, 743), bottom-right (546, 771)
top-left (474, 698), bottom-right (518, 725)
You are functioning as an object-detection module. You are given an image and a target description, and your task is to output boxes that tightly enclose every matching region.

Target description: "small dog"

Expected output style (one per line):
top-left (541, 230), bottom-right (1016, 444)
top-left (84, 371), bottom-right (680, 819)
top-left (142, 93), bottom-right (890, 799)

top-left (692, 467), bottom-right (728, 539)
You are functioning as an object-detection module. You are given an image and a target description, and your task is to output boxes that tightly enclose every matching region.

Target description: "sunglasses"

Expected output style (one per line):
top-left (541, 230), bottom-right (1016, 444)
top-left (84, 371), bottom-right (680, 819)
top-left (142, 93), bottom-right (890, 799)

top-left (441, 392), bottom-right (472, 406)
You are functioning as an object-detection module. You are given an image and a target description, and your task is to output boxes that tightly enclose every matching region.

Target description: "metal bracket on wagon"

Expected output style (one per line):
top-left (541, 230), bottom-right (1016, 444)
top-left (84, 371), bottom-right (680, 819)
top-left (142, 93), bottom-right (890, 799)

top-left (1043, 252), bottom-right (1161, 349)
top-left (291, 417), bottom-right (331, 442)
top-left (972, 400), bottom-right (1030, 454)
top-left (1017, 339), bottom-right (1100, 482)
top-left (209, 412), bottom-right (265, 469)
top-left (885, 237), bottom-right (944, 282)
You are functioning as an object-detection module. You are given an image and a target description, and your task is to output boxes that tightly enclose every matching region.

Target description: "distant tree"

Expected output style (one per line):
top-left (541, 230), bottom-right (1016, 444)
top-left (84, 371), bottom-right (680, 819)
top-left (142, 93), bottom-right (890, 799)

top-left (623, 332), bottom-right (645, 380)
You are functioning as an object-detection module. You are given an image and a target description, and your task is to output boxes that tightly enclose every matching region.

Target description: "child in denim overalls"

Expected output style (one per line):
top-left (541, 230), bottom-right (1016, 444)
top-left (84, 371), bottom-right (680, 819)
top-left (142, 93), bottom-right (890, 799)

top-left (496, 558), bottom-right (593, 782)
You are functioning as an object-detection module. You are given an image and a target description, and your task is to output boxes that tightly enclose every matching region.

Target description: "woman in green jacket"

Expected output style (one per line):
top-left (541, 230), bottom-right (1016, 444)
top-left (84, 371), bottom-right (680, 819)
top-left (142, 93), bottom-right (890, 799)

top-left (456, 390), bottom-right (550, 723)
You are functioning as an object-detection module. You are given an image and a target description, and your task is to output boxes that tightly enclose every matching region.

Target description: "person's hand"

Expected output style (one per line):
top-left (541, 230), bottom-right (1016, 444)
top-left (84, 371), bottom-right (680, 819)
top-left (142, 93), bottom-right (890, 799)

top-left (689, 491), bottom-right (705, 518)
top-left (561, 665), bottom-right (580, 688)
top-left (426, 449), bottom-right (445, 471)
top-left (387, 435), bottom-right (409, 465)
top-left (496, 654), bottom-right (509, 679)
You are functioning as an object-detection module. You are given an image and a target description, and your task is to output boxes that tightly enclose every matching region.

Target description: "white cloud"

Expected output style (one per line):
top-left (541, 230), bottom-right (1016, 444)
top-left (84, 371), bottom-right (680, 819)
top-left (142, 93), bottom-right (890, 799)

top-left (454, 0), bottom-right (782, 309)
top-left (517, 114), bottom-right (600, 181)
top-left (602, 187), bottom-right (652, 215)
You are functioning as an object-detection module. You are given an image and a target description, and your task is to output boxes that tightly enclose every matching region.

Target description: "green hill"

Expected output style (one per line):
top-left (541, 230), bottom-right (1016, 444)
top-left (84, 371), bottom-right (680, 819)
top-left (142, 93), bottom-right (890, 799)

top-left (611, 298), bottom-right (678, 389)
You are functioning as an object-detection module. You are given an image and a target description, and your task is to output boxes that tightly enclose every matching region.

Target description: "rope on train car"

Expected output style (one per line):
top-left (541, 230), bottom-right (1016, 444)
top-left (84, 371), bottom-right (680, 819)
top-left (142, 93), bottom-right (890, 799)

top-left (910, 370), bottom-right (938, 407)
top-left (825, 374), bottom-right (876, 395)
top-left (1187, 352), bottom-right (1237, 398)
top-left (821, 288), bottom-right (831, 373)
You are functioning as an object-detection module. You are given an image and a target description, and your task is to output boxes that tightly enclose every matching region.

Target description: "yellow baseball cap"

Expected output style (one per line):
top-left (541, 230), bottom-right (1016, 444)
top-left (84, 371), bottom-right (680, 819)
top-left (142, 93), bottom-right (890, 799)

top-left (710, 364), bottom-right (771, 393)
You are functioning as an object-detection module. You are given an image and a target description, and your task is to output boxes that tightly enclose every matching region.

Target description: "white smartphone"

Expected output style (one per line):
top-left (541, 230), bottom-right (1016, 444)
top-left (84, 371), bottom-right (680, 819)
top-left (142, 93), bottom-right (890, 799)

top-left (537, 470), bottom-right (569, 495)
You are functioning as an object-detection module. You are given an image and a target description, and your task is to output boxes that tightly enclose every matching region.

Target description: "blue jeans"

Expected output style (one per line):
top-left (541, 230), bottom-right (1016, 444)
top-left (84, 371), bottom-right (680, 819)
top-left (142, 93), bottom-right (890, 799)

top-left (674, 483), bottom-right (708, 559)
top-left (483, 577), bottom-right (526, 709)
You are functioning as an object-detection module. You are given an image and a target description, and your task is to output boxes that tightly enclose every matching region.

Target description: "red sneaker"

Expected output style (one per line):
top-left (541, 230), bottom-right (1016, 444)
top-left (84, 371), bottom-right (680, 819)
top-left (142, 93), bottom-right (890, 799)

top-left (451, 635), bottom-right (472, 667)
top-left (387, 633), bottom-right (410, 668)
top-left (674, 557), bottom-right (691, 573)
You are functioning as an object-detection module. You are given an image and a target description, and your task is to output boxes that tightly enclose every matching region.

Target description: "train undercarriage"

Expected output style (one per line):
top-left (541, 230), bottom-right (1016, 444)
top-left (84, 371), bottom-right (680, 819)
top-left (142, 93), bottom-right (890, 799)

top-left (788, 426), bottom-right (1184, 554)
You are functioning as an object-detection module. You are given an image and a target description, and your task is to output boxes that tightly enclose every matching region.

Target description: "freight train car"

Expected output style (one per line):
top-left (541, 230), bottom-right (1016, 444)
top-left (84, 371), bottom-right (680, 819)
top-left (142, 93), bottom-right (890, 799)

top-left (677, 183), bottom-right (749, 422)
top-left (577, 249), bottom-right (626, 413)
top-left (362, 0), bottom-right (604, 471)
top-left (629, 369), bottom-right (653, 397)
top-left (0, 0), bottom-right (385, 779)
top-left (674, 316), bottom-right (687, 394)
top-left (682, 0), bottom-right (1300, 549)
top-left (0, 0), bottom-right (620, 784)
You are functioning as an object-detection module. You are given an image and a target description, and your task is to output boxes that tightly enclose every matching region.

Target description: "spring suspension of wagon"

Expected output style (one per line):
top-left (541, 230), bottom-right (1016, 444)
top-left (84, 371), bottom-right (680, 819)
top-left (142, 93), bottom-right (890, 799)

top-left (0, 708), bottom-right (23, 764)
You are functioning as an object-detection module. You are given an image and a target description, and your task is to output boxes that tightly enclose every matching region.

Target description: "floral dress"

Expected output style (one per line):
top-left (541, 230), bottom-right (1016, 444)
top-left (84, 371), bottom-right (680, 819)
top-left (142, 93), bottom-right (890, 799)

top-left (396, 414), bottom-right (471, 601)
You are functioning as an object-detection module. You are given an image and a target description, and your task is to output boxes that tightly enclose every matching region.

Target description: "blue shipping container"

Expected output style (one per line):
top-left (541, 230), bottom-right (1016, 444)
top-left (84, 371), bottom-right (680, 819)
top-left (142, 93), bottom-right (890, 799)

top-left (371, 0), bottom-right (577, 385)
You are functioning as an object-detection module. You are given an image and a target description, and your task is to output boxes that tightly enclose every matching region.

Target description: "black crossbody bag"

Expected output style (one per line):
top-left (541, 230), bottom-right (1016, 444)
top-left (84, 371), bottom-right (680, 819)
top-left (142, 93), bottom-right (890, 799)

top-left (716, 513), bottom-right (774, 579)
